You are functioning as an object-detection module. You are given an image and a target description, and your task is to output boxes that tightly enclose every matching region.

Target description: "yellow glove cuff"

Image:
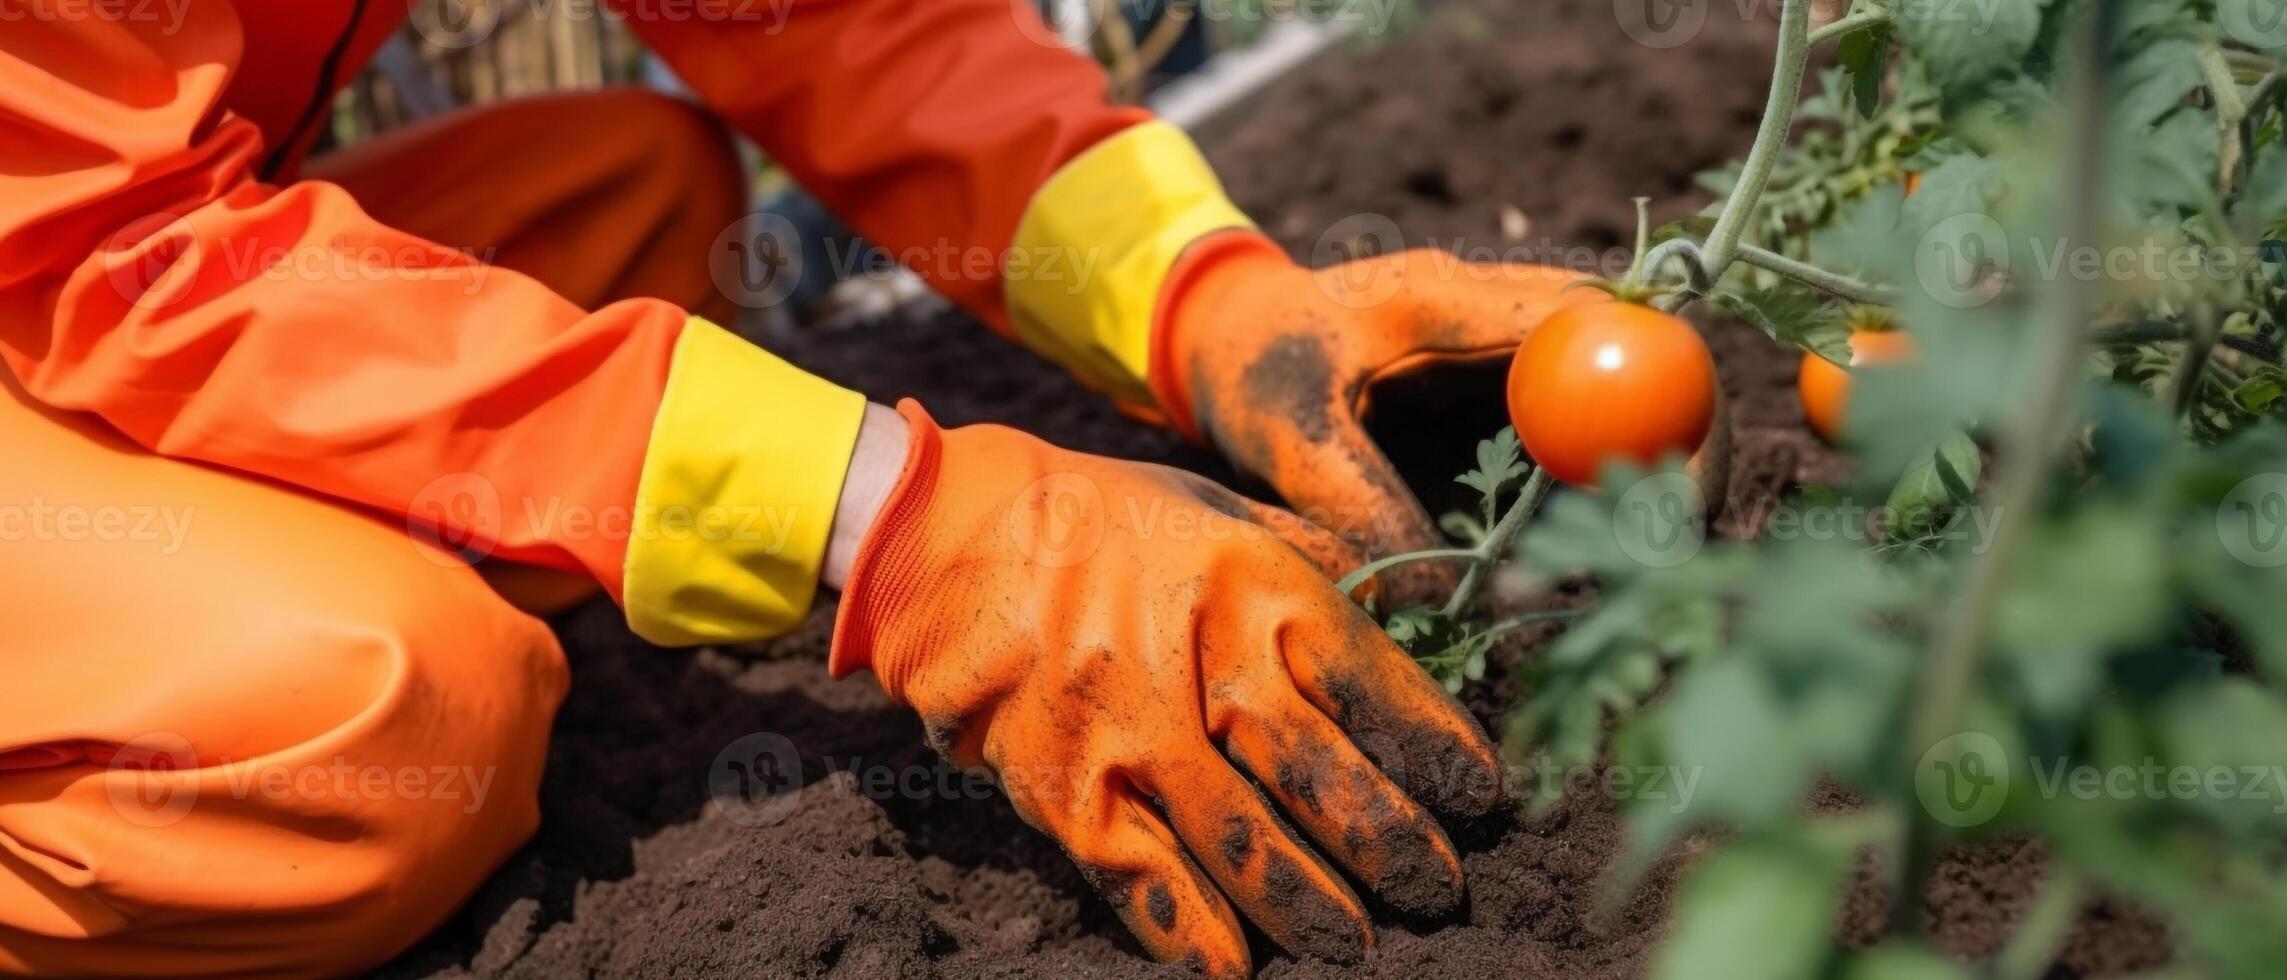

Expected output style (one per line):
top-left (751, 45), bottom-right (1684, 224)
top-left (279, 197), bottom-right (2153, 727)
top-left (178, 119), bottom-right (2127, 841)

top-left (624, 317), bottom-right (866, 645)
top-left (1005, 120), bottom-right (1254, 407)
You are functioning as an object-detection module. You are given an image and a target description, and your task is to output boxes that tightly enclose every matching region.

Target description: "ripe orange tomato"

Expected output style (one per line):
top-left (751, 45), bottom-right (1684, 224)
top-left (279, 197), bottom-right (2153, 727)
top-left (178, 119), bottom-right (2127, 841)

top-left (1798, 329), bottom-right (1915, 442)
top-left (1506, 302), bottom-right (1718, 487)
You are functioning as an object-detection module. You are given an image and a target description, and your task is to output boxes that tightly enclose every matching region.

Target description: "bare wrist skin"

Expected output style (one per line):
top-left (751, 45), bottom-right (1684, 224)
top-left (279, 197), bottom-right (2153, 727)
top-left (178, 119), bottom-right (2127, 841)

top-left (823, 401), bottom-right (910, 589)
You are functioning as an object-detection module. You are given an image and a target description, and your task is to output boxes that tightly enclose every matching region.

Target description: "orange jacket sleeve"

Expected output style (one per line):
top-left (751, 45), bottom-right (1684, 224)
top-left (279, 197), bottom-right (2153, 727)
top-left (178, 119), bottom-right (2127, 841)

top-left (0, 4), bottom-right (866, 643)
top-left (619, 0), bottom-right (1260, 411)
top-left (614, 0), bottom-right (1148, 333)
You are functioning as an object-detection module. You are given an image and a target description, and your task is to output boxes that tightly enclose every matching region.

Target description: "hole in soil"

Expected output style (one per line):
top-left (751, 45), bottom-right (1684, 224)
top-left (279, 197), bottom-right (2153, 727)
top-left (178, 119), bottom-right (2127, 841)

top-left (1402, 167), bottom-right (1457, 204)
top-left (1362, 358), bottom-right (1514, 524)
top-left (1579, 221), bottom-right (1624, 251)
top-left (1551, 125), bottom-right (1585, 149)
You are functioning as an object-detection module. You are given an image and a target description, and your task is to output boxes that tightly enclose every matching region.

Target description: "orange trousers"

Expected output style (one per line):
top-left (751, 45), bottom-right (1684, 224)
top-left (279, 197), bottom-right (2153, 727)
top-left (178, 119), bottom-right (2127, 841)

top-left (0, 90), bottom-right (745, 978)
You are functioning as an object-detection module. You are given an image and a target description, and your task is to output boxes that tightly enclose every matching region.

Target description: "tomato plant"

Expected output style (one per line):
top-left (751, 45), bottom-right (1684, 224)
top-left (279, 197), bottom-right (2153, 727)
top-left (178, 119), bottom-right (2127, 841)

top-left (1346, 1), bottom-right (2287, 977)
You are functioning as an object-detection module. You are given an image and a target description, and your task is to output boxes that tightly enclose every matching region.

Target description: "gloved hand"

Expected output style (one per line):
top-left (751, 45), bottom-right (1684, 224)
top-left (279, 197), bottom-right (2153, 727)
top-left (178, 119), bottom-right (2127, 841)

top-left (831, 400), bottom-right (1505, 975)
top-left (1151, 232), bottom-right (1625, 591)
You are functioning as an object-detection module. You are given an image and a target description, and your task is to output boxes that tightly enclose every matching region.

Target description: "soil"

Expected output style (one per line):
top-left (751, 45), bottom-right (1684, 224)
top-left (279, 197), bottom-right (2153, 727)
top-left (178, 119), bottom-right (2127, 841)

top-left (384, 0), bottom-right (2172, 976)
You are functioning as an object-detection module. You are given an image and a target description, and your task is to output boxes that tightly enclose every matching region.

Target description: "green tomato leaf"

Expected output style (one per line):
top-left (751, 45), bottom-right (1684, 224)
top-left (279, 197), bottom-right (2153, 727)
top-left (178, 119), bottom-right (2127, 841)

top-left (1897, 153), bottom-right (2003, 247)
top-left (1650, 840), bottom-right (1845, 980)
top-left (1993, 502), bottom-right (2173, 720)
top-left (2124, 109), bottom-right (2220, 216)
top-left (1712, 282), bottom-right (1852, 362)
top-left (1810, 181), bottom-right (1910, 281)
top-left (1658, 658), bottom-right (1809, 827)
top-left (1884, 431), bottom-right (1982, 542)
top-left (2238, 142), bottom-right (2287, 231)
top-left (2111, 38), bottom-right (2203, 132)
top-left (2159, 679), bottom-right (2287, 834)
top-left (1455, 427), bottom-right (1528, 518)
top-left (1892, 0), bottom-right (2041, 99)
top-left (1838, 23), bottom-right (1893, 119)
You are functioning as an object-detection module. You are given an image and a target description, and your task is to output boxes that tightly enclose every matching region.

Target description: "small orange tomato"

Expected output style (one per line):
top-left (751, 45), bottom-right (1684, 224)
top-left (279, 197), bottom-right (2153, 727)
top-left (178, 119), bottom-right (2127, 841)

top-left (1798, 329), bottom-right (1915, 443)
top-left (1506, 302), bottom-right (1718, 487)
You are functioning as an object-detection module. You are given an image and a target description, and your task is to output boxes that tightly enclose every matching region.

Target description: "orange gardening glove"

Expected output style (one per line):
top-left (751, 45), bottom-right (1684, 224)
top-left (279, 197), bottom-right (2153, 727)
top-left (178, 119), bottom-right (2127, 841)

top-left (831, 401), bottom-right (1506, 975)
top-left (1153, 231), bottom-right (1606, 592)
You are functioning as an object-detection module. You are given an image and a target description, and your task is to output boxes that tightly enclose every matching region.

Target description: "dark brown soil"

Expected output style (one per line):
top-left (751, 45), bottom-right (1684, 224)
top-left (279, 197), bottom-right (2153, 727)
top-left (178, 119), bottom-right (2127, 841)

top-left (384, 0), bottom-right (2170, 976)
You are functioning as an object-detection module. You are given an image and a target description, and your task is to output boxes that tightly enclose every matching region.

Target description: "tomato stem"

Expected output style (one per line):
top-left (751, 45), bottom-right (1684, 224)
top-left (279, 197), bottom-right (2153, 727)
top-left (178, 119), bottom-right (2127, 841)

top-left (2199, 43), bottom-right (2248, 195)
top-left (1334, 548), bottom-right (1480, 598)
top-left (1897, 0), bottom-right (2120, 937)
top-left (1621, 197), bottom-right (1654, 288)
top-left (2249, 70), bottom-right (2286, 122)
top-left (1732, 244), bottom-right (1896, 305)
top-left (1697, 0), bottom-right (1813, 290)
top-left (1441, 467), bottom-right (1553, 619)
top-left (1807, 7), bottom-right (1889, 47)
top-left (1475, 606), bottom-right (1585, 641)
top-left (1640, 239), bottom-right (1712, 310)
top-left (1992, 867), bottom-right (2086, 980)
top-left (2166, 303), bottom-right (2224, 418)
